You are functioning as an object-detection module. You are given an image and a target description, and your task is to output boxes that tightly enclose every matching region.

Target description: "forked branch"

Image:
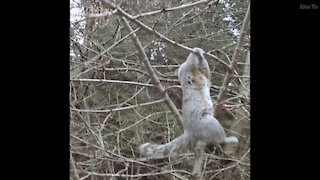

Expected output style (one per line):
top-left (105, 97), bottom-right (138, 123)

top-left (120, 16), bottom-right (184, 131)
top-left (103, 0), bottom-right (229, 68)
top-left (214, 3), bottom-right (250, 116)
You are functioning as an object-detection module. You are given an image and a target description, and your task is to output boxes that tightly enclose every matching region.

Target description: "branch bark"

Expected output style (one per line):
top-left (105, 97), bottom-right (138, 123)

top-left (214, 3), bottom-right (250, 117)
top-left (70, 99), bottom-right (165, 113)
top-left (78, 169), bottom-right (192, 178)
top-left (132, 0), bottom-right (213, 19)
top-left (224, 49), bottom-right (250, 156)
top-left (192, 142), bottom-right (205, 180)
top-left (70, 78), bottom-right (154, 87)
top-left (102, 0), bottom-right (229, 68)
top-left (92, 1), bottom-right (212, 20)
top-left (119, 16), bottom-right (184, 131)
top-left (70, 152), bottom-right (80, 180)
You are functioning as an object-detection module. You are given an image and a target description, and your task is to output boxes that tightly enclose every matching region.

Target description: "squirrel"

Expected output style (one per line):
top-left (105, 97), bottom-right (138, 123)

top-left (139, 48), bottom-right (238, 158)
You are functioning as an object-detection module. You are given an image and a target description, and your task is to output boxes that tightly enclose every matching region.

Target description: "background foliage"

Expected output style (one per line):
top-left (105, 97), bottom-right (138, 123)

top-left (70, 0), bottom-right (250, 179)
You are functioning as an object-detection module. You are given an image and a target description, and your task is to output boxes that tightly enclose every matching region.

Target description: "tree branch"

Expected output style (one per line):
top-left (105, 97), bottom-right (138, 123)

top-left (103, 0), bottom-right (229, 68)
top-left (70, 152), bottom-right (80, 180)
top-left (90, 1), bottom-right (212, 20)
top-left (118, 15), bottom-right (185, 131)
top-left (70, 99), bottom-right (165, 113)
top-left (214, 3), bottom-right (250, 116)
top-left (192, 142), bottom-right (205, 180)
top-left (132, 0), bottom-right (213, 19)
top-left (78, 169), bottom-right (192, 178)
top-left (70, 78), bottom-right (154, 87)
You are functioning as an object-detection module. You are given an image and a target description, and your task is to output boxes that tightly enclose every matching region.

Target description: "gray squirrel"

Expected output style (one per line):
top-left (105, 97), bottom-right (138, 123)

top-left (139, 48), bottom-right (238, 158)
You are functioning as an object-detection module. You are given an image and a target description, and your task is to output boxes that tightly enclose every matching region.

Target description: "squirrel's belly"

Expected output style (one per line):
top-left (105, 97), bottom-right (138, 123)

top-left (182, 91), bottom-right (213, 121)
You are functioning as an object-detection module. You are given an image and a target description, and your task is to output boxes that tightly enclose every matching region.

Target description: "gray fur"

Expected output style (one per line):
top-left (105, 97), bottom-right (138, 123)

top-left (139, 48), bottom-right (238, 158)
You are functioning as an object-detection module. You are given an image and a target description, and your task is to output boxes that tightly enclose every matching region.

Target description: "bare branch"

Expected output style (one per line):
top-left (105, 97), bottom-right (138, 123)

top-left (107, 111), bottom-right (167, 136)
top-left (214, 3), bottom-right (250, 116)
top-left (70, 1), bottom-right (250, 179)
top-left (88, 9), bottom-right (117, 18)
top-left (70, 78), bottom-right (154, 87)
top-left (132, 0), bottom-right (213, 19)
top-left (88, 1), bottom-right (212, 20)
top-left (78, 169), bottom-right (192, 178)
top-left (89, 27), bottom-right (140, 63)
top-left (70, 99), bottom-right (165, 113)
top-left (119, 15), bottom-right (185, 131)
top-left (72, 9), bottom-right (118, 24)
top-left (103, 0), bottom-right (229, 68)
top-left (192, 142), bottom-right (205, 179)
top-left (70, 152), bottom-right (80, 180)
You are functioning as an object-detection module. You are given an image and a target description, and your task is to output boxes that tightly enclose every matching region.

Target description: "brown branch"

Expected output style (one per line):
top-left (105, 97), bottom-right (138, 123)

top-left (214, 3), bottom-right (250, 117)
top-left (70, 99), bottom-right (165, 113)
top-left (70, 78), bottom-right (154, 87)
top-left (106, 111), bottom-right (167, 137)
top-left (132, 0), bottom-right (213, 19)
top-left (70, 103), bottom-right (99, 142)
top-left (70, 152), bottom-right (80, 180)
top-left (89, 27), bottom-right (140, 63)
top-left (78, 169), bottom-right (192, 178)
top-left (89, 1), bottom-right (212, 20)
top-left (72, 9), bottom-right (118, 24)
top-left (103, 0), bottom-right (229, 68)
top-left (224, 50), bottom-right (250, 157)
top-left (70, 134), bottom-right (161, 168)
top-left (118, 16), bottom-right (185, 131)
top-left (88, 9), bottom-right (117, 18)
top-left (70, 27), bottom-right (140, 79)
top-left (192, 142), bottom-right (205, 180)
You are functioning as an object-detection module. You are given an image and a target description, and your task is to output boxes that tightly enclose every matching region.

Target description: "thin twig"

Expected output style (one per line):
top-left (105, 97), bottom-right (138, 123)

top-left (70, 78), bottom-right (154, 87)
top-left (214, 4), bottom-right (250, 116)
top-left (70, 134), bottom-right (158, 168)
top-left (103, 0), bottom-right (229, 68)
top-left (72, 9), bottom-right (118, 24)
top-left (70, 151), bottom-right (80, 180)
top-left (119, 15), bottom-right (185, 131)
top-left (132, 0), bottom-right (212, 19)
top-left (78, 169), bottom-right (192, 178)
top-left (107, 111), bottom-right (166, 136)
top-left (70, 99), bottom-right (165, 113)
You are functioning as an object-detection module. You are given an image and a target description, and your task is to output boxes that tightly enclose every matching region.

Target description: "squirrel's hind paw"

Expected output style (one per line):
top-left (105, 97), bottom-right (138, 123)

top-left (225, 136), bottom-right (238, 144)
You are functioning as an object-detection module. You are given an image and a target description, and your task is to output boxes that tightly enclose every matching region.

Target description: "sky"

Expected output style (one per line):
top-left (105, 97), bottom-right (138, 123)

top-left (70, 0), bottom-right (83, 24)
top-left (70, 0), bottom-right (85, 57)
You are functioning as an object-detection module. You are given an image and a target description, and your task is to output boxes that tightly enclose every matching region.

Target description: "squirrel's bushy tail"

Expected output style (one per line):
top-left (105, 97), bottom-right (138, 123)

top-left (139, 133), bottom-right (189, 158)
